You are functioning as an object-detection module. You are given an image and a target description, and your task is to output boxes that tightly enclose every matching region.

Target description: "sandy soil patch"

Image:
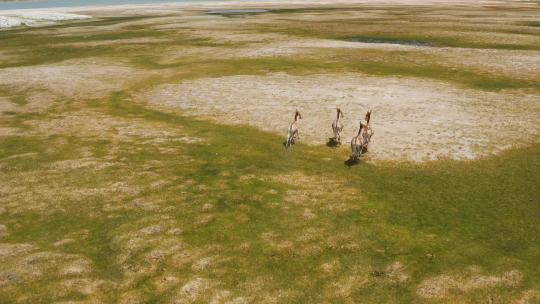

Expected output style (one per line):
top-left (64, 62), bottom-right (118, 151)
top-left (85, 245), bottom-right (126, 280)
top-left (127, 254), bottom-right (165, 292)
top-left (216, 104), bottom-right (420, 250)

top-left (0, 91), bottom-right (58, 115)
top-left (144, 73), bottom-right (540, 162)
top-left (26, 110), bottom-right (203, 145)
top-left (241, 38), bottom-right (407, 57)
top-left (513, 288), bottom-right (540, 304)
top-left (185, 28), bottom-right (290, 44)
top-left (0, 97), bottom-right (19, 113)
top-left (49, 157), bottom-right (114, 170)
top-left (435, 48), bottom-right (540, 82)
top-left (330, 275), bottom-right (369, 298)
top-left (0, 59), bottom-right (141, 101)
top-left (382, 261), bottom-right (410, 283)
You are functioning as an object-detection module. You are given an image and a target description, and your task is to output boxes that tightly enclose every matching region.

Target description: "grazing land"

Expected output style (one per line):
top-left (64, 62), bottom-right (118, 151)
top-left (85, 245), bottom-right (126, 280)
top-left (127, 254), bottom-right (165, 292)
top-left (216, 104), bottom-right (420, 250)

top-left (0, 1), bottom-right (539, 303)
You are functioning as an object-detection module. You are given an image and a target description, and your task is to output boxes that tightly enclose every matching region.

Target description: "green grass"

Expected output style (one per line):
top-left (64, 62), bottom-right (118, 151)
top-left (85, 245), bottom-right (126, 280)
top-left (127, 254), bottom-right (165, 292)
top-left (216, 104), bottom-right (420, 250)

top-left (141, 55), bottom-right (539, 91)
top-left (250, 14), bottom-right (540, 51)
top-left (3, 92), bottom-right (538, 302)
top-left (0, 6), bottom-right (539, 303)
top-left (9, 95), bottom-right (27, 106)
top-left (107, 95), bottom-right (540, 303)
top-left (0, 45), bottom-right (117, 69)
top-left (61, 29), bottom-right (166, 43)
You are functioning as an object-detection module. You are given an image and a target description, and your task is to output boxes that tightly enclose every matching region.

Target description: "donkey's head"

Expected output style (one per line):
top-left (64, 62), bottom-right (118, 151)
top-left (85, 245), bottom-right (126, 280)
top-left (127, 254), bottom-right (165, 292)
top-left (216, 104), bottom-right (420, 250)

top-left (365, 110), bottom-right (372, 124)
top-left (337, 108), bottom-right (343, 118)
top-left (295, 109), bottom-right (302, 121)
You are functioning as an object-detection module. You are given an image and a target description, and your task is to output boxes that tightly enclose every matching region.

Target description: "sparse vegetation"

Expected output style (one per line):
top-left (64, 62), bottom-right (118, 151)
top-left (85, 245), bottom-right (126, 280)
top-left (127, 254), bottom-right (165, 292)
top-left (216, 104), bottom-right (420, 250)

top-left (1, 2), bottom-right (539, 303)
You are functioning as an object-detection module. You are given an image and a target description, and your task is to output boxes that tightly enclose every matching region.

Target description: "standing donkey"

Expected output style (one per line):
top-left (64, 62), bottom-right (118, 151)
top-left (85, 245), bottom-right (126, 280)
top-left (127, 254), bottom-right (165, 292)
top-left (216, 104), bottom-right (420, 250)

top-left (285, 109), bottom-right (302, 148)
top-left (331, 108), bottom-right (344, 145)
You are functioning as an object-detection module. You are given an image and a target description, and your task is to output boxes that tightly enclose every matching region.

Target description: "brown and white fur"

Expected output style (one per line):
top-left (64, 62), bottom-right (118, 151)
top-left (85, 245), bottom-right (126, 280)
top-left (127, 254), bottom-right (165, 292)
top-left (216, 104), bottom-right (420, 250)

top-left (331, 108), bottom-right (344, 144)
top-left (351, 111), bottom-right (374, 160)
top-left (361, 110), bottom-right (374, 153)
top-left (350, 122), bottom-right (364, 160)
top-left (285, 110), bottom-right (302, 148)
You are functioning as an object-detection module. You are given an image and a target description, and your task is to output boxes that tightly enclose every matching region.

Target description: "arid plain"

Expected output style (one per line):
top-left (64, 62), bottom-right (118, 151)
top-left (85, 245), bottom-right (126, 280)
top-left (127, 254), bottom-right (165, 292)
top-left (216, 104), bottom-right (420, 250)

top-left (1, 0), bottom-right (539, 303)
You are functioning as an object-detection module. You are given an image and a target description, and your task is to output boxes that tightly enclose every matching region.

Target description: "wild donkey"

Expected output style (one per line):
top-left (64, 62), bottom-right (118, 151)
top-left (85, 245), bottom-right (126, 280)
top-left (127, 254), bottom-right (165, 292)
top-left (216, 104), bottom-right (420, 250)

top-left (331, 108), bottom-right (344, 145)
top-left (361, 110), bottom-right (374, 153)
top-left (285, 109), bottom-right (302, 148)
top-left (350, 122), bottom-right (364, 161)
top-left (350, 110), bottom-right (374, 160)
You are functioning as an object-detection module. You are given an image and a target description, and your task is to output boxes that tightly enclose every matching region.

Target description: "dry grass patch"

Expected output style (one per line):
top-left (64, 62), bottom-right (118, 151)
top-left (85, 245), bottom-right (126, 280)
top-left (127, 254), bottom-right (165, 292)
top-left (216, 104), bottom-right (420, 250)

top-left (0, 59), bottom-right (141, 101)
top-left (0, 242), bottom-right (109, 300)
top-left (329, 275), bottom-right (369, 300)
top-left (416, 268), bottom-right (523, 299)
top-left (26, 109), bottom-right (202, 144)
top-left (250, 171), bottom-right (360, 211)
top-left (513, 288), bottom-right (540, 304)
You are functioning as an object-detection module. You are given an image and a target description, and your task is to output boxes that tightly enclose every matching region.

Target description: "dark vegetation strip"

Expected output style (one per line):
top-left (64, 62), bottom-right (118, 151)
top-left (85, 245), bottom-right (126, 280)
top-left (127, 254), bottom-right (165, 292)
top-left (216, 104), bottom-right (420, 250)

top-left (524, 21), bottom-right (540, 27)
top-left (133, 55), bottom-right (539, 91)
top-left (337, 34), bottom-right (540, 50)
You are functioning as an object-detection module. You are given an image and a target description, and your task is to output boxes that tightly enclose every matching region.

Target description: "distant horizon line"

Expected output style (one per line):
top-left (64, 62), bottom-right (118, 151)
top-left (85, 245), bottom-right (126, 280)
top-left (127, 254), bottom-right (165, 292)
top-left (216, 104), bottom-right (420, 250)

top-left (0, 0), bottom-right (217, 11)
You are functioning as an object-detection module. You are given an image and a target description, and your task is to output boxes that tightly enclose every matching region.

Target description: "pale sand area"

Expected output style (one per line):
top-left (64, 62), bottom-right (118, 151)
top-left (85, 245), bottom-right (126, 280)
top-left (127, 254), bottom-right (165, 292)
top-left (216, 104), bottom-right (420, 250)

top-left (0, 12), bottom-right (90, 28)
top-left (143, 73), bottom-right (540, 162)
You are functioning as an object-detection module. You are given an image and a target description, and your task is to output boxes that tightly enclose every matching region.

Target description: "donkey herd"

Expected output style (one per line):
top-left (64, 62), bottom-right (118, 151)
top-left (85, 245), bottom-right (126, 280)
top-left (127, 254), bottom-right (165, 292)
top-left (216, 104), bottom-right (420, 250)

top-left (285, 108), bottom-right (374, 161)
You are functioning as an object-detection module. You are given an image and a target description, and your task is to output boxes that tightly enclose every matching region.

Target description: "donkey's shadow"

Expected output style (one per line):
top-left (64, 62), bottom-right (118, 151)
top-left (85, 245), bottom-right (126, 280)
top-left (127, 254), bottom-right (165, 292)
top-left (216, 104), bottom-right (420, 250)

top-left (344, 157), bottom-right (360, 167)
top-left (283, 140), bottom-right (295, 148)
top-left (326, 138), bottom-right (340, 148)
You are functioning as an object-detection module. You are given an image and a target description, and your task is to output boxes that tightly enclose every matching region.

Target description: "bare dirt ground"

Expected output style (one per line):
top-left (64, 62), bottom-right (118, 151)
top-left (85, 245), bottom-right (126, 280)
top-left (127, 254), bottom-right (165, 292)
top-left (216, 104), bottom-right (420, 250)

top-left (144, 73), bottom-right (540, 162)
top-left (0, 59), bottom-right (140, 101)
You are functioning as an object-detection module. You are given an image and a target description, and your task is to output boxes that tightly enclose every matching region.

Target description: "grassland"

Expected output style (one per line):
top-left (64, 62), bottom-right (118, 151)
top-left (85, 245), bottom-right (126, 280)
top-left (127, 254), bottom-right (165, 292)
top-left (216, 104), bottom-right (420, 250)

top-left (1, 2), bottom-right (539, 303)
